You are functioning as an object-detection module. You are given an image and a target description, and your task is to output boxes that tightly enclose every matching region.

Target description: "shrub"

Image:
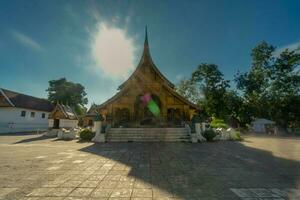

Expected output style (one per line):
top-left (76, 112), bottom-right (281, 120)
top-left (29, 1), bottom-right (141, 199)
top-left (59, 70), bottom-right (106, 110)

top-left (210, 118), bottom-right (228, 129)
top-left (79, 129), bottom-right (95, 141)
top-left (230, 131), bottom-right (242, 141)
top-left (202, 129), bottom-right (218, 142)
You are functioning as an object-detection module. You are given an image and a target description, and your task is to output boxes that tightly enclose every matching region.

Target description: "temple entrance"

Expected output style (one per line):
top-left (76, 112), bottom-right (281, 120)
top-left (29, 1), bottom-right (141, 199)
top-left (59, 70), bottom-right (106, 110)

top-left (134, 93), bottom-right (162, 126)
top-left (53, 119), bottom-right (60, 129)
top-left (167, 108), bottom-right (182, 126)
top-left (114, 108), bottom-right (130, 127)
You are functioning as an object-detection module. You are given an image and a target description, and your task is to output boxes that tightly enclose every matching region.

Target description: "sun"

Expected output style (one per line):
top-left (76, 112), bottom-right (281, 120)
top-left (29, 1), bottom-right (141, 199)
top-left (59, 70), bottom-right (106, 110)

top-left (91, 23), bottom-right (136, 79)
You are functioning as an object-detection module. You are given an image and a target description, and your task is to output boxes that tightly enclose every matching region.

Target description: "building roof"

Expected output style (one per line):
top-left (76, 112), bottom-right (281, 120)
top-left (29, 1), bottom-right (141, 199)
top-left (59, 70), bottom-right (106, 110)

top-left (86, 103), bottom-right (99, 116)
top-left (88, 27), bottom-right (199, 114)
top-left (50, 103), bottom-right (78, 120)
top-left (252, 118), bottom-right (275, 124)
top-left (118, 27), bottom-right (175, 90)
top-left (0, 88), bottom-right (54, 112)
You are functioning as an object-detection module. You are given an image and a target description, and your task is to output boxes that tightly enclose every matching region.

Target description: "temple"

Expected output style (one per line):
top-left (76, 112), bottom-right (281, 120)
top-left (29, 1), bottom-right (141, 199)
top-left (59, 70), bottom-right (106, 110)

top-left (85, 27), bottom-right (199, 128)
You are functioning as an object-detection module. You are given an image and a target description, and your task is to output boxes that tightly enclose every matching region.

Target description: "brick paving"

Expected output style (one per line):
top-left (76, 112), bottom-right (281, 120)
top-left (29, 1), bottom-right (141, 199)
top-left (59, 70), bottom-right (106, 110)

top-left (0, 133), bottom-right (299, 199)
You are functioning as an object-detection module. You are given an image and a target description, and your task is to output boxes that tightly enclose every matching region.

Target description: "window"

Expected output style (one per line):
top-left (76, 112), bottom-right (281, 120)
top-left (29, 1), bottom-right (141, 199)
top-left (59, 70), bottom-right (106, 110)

top-left (30, 112), bottom-right (35, 118)
top-left (20, 110), bottom-right (26, 117)
top-left (42, 113), bottom-right (46, 118)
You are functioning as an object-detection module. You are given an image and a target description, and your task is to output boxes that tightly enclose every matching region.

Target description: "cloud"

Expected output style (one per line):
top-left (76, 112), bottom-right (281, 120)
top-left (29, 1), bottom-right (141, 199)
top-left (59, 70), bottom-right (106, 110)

top-left (274, 41), bottom-right (300, 57)
top-left (11, 30), bottom-right (44, 52)
top-left (90, 23), bottom-right (136, 79)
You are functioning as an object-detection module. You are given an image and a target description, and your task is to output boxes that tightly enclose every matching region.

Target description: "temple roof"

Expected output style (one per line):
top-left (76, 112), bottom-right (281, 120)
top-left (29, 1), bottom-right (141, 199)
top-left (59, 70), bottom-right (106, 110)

top-left (49, 103), bottom-right (78, 120)
top-left (88, 28), bottom-right (199, 113)
top-left (118, 27), bottom-right (175, 90)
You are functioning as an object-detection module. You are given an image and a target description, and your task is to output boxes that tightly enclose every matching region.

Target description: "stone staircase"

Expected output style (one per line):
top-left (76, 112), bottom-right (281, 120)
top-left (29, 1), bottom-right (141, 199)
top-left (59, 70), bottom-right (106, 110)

top-left (106, 127), bottom-right (191, 142)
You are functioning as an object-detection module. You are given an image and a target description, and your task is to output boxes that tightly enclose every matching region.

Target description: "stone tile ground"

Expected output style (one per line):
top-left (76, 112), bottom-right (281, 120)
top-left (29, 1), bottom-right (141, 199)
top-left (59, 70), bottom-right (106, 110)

top-left (0, 133), bottom-right (299, 199)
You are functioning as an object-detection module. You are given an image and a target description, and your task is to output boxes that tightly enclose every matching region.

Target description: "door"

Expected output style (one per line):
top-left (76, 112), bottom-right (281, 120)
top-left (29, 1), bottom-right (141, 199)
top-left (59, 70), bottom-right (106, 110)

top-left (53, 119), bottom-right (60, 129)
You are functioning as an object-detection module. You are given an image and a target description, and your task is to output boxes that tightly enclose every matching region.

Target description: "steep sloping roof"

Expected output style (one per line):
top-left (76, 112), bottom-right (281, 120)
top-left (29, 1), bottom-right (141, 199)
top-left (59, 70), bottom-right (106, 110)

top-left (90, 27), bottom-right (199, 112)
top-left (93, 83), bottom-right (199, 111)
top-left (86, 103), bottom-right (99, 116)
top-left (0, 88), bottom-right (53, 112)
top-left (50, 103), bottom-right (78, 120)
top-left (162, 84), bottom-right (199, 109)
top-left (118, 27), bottom-right (175, 90)
top-left (92, 90), bottom-right (124, 112)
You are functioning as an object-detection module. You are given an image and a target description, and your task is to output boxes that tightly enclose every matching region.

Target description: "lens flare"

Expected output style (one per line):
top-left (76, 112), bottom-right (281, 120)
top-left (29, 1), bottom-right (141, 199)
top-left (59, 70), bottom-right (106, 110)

top-left (140, 93), bottom-right (160, 117)
top-left (147, 99), bottom-right (160, 116)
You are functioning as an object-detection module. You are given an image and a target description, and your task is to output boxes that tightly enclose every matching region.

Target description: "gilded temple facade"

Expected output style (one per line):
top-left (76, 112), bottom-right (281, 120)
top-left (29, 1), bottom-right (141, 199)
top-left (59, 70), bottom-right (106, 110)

top-left (86, 28), bottom-right (199, 128)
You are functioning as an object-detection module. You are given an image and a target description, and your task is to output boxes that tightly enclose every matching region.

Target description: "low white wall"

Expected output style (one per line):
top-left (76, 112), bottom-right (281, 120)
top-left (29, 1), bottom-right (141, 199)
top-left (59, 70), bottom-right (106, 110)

top-left (0, 107), bottom-right (50, 133)
top-left (48, 119), bottom-right (54, 128)
top-left (60, 119), bottom-right (78, 128)
top-left (48, 119), bottom-right (78, 129)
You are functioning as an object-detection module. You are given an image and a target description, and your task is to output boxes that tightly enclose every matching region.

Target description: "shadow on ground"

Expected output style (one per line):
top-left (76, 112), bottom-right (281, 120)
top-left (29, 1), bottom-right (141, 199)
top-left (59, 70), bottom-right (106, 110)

top-left (0, 132), bottom-right (42, 136)
top-left (79, 140), bottom-right (300, 199)
top-left (13, 134), bottom-right (55, 144)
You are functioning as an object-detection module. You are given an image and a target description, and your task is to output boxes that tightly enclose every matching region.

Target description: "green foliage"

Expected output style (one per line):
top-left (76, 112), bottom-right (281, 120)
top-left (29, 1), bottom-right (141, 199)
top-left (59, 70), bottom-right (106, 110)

top-left (235, 41), bottom-right (275, 118)
top-left (191, 64), bottom-right (230, 119)
top-left (46, 78), bottom-right (88, 115)
top-left (210, 118), bottom-right (228, 129)
top-left (235, 41), bottom-right (300, 129)
top-left (202, 129), bottom-right (218, 142)
top-left (176, 78), bottom-right (202, 104)
top-left (230, 131), bottom-right (242, 141)
top-left (176, 41), bottom-right (299, 130)
top-left (79, 129), bottom-right (95, 141)
top-left (269, 50), bottom-right (300, 129)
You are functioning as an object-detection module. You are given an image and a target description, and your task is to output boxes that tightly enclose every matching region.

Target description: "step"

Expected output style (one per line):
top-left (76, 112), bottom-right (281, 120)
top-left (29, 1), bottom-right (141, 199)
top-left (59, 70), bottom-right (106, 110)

top-left (108, 129), bottom-right (187, 132)
top-left (106, 138), bottom-right (190, 142)
top-left (108, 128), bottom-right (186, 132)
top-left (107, 132), bottom-right (188, 135)
top-left (107, 136), bottom-right (190, 139)
top-left (109, 128), bottom-right (186, 130)
top-left (106, 133), bottom-right (190, 136)
top-left (106, 127), bottom-right (190, 142)
top-left (106, 135), bottom-right (190, 140)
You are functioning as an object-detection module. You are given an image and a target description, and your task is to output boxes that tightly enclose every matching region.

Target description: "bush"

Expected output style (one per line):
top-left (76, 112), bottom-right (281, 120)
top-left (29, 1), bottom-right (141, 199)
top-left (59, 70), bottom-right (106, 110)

top-left (202, 129), bottom-right (218, 141)
top-left (230, 131), bottom-right (242, 141)
top-left (210, 118), bottom-right (228, 129)
top-left (79, 129), bottom-right (95, 141)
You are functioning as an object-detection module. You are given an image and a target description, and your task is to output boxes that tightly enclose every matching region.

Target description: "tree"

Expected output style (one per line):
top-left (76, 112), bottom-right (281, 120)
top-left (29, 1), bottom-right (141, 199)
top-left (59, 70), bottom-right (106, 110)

top-left (46, 78), bottom-right (88, 115)
top-left (191, 63), bottom-right (230, 118)
top-left (224, 90), bottom-right (251, 127)
top-left (235, 41), bottom-right (300, 130)
top-left (269, 49), bottom-right (300, 129)
top-left (235, 41), bottom-right (275, 118)
top-left (176, 78), bottom-right (202, 104)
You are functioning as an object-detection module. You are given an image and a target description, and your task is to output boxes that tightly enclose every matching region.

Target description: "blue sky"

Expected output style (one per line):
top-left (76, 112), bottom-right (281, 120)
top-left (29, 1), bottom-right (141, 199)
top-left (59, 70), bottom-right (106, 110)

top-left (1, 0), bottom-right (300, 107)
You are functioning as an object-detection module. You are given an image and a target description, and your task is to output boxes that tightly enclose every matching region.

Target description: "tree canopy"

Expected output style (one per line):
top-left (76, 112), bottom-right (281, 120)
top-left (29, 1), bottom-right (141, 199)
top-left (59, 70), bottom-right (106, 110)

top-left (46, 78), bottom-right (88, 115)
top-left (176, 78), bottom-right (201, 104)
top-left (176, 41), bottom-right (300, 130)
top-left (191, 63), bottom-right (230, 118)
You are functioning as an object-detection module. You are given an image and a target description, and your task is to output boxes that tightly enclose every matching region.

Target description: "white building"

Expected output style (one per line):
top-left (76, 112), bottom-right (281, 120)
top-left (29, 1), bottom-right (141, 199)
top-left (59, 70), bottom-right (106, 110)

top-left (48, 103), bottom-right (78, 129)
top-left (251, 118), bottom-right (275, 133)
top-left (0, 88), bottom-right (53, 133)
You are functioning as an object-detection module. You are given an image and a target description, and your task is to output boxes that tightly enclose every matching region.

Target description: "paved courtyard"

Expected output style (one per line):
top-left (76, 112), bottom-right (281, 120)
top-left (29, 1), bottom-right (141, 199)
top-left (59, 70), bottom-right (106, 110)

top-left (0, 133), bottom-right (299, 200)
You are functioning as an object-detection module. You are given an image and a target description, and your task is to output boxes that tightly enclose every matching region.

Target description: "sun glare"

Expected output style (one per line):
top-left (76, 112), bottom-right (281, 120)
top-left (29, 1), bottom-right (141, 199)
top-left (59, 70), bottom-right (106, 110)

top-left (91, 23), bottom-right (135, 79)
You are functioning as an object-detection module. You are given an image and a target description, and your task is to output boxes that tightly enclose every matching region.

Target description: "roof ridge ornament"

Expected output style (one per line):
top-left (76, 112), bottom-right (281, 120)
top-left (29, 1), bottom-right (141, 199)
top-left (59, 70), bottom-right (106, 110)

top-left (117, 27), bottom-right (175, 90)
top-left (145, 25), bottom-right (148, 47)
